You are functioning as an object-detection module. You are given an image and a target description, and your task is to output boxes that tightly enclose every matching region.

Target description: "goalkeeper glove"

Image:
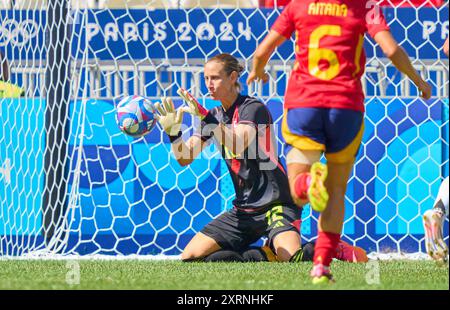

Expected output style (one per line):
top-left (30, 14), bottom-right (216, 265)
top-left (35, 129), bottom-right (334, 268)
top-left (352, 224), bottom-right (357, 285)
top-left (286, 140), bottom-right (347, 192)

top-left (154, 97), bottom-right (184, 142)
top-left (177, 88), bottom-right (219, 125)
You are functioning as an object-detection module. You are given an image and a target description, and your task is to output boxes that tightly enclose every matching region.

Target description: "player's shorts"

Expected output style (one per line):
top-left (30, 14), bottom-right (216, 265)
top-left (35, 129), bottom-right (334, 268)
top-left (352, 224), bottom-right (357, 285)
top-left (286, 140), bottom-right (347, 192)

top-left (200, 204), bottom-right (301, 252)
top-left (282, 107), bottom-right (364, 164)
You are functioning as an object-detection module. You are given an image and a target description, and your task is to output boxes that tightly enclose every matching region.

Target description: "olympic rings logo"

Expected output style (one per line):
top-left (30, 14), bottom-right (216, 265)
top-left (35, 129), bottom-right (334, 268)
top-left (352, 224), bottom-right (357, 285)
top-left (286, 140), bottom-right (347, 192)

top-left (0, 20), bottom-right (40, 47)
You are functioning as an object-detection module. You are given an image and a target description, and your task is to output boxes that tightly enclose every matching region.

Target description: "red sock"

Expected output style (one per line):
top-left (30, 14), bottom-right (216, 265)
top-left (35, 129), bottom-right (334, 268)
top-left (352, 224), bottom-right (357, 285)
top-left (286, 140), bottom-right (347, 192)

top-left (294, 173), bottom-right (311, 200)
top-left (313, 231), bottom-right (341, 267)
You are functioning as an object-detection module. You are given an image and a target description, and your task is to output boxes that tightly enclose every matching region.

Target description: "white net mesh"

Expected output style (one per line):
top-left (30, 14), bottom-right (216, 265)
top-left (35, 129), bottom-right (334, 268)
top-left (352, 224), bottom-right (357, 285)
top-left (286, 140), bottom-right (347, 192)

top-left (0, 0), bottom-right (448, 258)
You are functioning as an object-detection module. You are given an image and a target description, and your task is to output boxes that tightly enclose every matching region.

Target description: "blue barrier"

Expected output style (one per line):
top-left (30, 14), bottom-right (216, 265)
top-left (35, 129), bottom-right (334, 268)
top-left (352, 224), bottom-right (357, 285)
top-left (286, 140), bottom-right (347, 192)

top-left (1, 8), bottom-right (448, 61)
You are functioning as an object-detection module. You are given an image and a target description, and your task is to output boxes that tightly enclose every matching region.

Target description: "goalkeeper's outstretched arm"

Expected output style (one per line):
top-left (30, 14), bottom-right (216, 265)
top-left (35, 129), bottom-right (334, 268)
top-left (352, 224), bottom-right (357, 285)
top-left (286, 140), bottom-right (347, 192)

top-left (374, 30), bottom-right (432, 100)
top-left (171, 135), bottom-right (207, 167)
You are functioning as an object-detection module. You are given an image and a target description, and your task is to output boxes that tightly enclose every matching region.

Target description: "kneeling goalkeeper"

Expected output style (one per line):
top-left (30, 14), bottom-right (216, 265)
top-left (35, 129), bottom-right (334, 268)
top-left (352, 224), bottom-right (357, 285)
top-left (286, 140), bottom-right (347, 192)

top-left (155, 53), bottom-right (367, 263)
top-left (155, 53), bottom-right (304, 263)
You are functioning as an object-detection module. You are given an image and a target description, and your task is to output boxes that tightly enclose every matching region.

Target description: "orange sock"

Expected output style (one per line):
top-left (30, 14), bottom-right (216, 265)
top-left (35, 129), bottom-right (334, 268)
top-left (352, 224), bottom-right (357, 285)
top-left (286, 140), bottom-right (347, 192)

top-left (313, 231), bottom-right (340, 267)
top-left (294, 173), bottom-right (311, 200)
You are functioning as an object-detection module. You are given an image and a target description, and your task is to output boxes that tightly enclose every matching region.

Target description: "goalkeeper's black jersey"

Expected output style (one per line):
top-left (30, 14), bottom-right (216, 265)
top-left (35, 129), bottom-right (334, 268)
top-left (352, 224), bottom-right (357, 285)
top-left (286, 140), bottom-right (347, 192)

top-left (196, 94), bottom-right (295, 212)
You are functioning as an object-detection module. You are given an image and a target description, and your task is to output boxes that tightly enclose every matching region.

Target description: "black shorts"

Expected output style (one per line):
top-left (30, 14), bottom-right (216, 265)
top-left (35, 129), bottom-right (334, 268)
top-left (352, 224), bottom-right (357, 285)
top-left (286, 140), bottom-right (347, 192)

top-left (200, 204), bottom-right (301, 252)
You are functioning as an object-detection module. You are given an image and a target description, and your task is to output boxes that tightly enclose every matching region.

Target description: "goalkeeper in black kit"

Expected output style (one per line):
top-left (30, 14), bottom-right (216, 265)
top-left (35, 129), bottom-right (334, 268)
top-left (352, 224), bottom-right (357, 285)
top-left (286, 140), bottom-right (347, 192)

top-left (155, 53), bottom-right (367, 263)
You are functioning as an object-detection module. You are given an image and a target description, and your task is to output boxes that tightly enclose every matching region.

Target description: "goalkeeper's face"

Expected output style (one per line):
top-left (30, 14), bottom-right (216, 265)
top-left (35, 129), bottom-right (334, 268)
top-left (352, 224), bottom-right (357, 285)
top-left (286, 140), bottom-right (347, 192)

top-left (204, 61), bottom-right (238, 102)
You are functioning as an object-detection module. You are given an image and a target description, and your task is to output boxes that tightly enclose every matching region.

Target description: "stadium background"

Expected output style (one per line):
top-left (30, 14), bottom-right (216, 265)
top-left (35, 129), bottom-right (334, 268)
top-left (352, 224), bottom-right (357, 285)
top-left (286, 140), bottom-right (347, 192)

top-left (0, 0), bottom-right (448, 257)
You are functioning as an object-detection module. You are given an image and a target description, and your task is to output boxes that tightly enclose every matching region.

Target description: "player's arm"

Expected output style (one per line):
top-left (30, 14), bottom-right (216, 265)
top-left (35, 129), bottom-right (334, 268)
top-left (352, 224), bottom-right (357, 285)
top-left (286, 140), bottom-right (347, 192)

top-left (373, 30), bottom-right (432, 100)
top-left (444, 37), bottom-right (449, 57)
top-left (178, 88), bottom-right (257, 155)
top-left (247, 30), bottom-right (287, 85)
top-left (154, 97), bottom-right (208, 167)
top-left (171, 135), bottom-right (208, 167)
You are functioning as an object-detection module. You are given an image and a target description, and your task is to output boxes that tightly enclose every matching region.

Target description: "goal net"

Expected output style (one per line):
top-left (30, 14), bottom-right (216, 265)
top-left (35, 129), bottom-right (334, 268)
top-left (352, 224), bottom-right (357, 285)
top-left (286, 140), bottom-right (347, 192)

top-left (0, 0), bottom-right (448, 258)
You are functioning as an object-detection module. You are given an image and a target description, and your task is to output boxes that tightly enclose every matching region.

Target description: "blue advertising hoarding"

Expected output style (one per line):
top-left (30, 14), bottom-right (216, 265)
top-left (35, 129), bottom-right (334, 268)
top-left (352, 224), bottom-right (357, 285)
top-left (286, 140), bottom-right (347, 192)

top-left (1, 7), bottom-right (448, 61)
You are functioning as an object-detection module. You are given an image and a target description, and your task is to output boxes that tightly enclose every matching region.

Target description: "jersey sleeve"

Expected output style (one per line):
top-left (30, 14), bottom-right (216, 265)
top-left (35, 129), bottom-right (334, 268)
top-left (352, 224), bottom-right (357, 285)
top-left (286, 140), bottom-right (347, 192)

top-left (366, 6), bottom-right (390, 39)
top-left (239, 102), bottom-right (271, 128)
top-left (271, 3), bottom-right (295, 39)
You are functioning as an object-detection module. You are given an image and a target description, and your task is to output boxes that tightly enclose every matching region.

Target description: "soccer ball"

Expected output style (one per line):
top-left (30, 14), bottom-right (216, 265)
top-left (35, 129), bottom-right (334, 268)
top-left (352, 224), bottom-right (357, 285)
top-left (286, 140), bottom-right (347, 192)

top-left (116, 95), bottom-right (157, 137)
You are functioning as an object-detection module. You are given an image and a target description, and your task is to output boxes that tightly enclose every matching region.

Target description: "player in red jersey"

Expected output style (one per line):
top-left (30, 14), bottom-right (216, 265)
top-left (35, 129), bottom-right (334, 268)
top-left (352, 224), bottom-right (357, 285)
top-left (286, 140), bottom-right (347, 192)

top-left (247, 0), bottom-right (432, 284)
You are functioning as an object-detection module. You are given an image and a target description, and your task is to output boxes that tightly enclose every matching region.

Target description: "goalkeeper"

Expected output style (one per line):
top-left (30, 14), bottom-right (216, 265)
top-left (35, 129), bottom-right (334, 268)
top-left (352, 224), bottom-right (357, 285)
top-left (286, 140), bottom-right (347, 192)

top-left (155, 53), bottom-right (366, 263)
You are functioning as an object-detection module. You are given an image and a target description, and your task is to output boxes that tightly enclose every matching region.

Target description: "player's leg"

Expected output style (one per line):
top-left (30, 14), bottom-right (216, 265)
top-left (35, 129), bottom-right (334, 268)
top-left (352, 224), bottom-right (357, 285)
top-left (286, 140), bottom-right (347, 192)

top-left (272, 239), bottom-right (368, 263)
top-left (286, 160), bottom-right (312, 207)
top-left (242, 197), bottom-right (367, 264)
top-left (282, 108), bottom-right (326, 208)
top-left (311, 109), bottom-right (364, 284)
top-left (181, 232), bottom-right (222, 261)
top-left (241, 242), bottom-right (315, 262)
top-left (183, 240), bottom-right (246, 262)
top-left (241, 240), bottom-right (367, 263)
top-left (182, 209), bottom-right (248, 262)
top-left (287, 152), bottom-right (327, 211)
top-left (423, 176), bottom-right (449, 262)
top-left (203, 249), bottom-right (245, 262)
top-left (437, 176), bottom-right (449, 216)
top-left (310, 160), bottom-right (353, 284)
top-left (318, 161), bottom-right (353, 232)
top-left (241, 246), bottom-right (279, 262)
top-left (334, 240), bottom-right (368, 263)
top-left (272, 230), bottom-right (302, 262)
top-left (264, 204), bottom-right (306, 262)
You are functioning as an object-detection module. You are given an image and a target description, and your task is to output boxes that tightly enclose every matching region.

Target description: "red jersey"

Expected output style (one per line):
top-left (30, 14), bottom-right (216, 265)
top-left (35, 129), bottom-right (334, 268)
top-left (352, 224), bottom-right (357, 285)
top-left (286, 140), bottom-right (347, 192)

top-left (265, 0), bottom-right (291, 7)
top-left (271, 0), bottom-right (390, 112)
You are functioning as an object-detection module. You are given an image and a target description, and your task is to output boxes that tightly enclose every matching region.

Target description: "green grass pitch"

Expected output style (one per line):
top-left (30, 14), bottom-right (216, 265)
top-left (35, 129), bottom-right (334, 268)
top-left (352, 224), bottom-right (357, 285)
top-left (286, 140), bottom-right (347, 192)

top-left (0, 260), bottom-right (447, 290)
